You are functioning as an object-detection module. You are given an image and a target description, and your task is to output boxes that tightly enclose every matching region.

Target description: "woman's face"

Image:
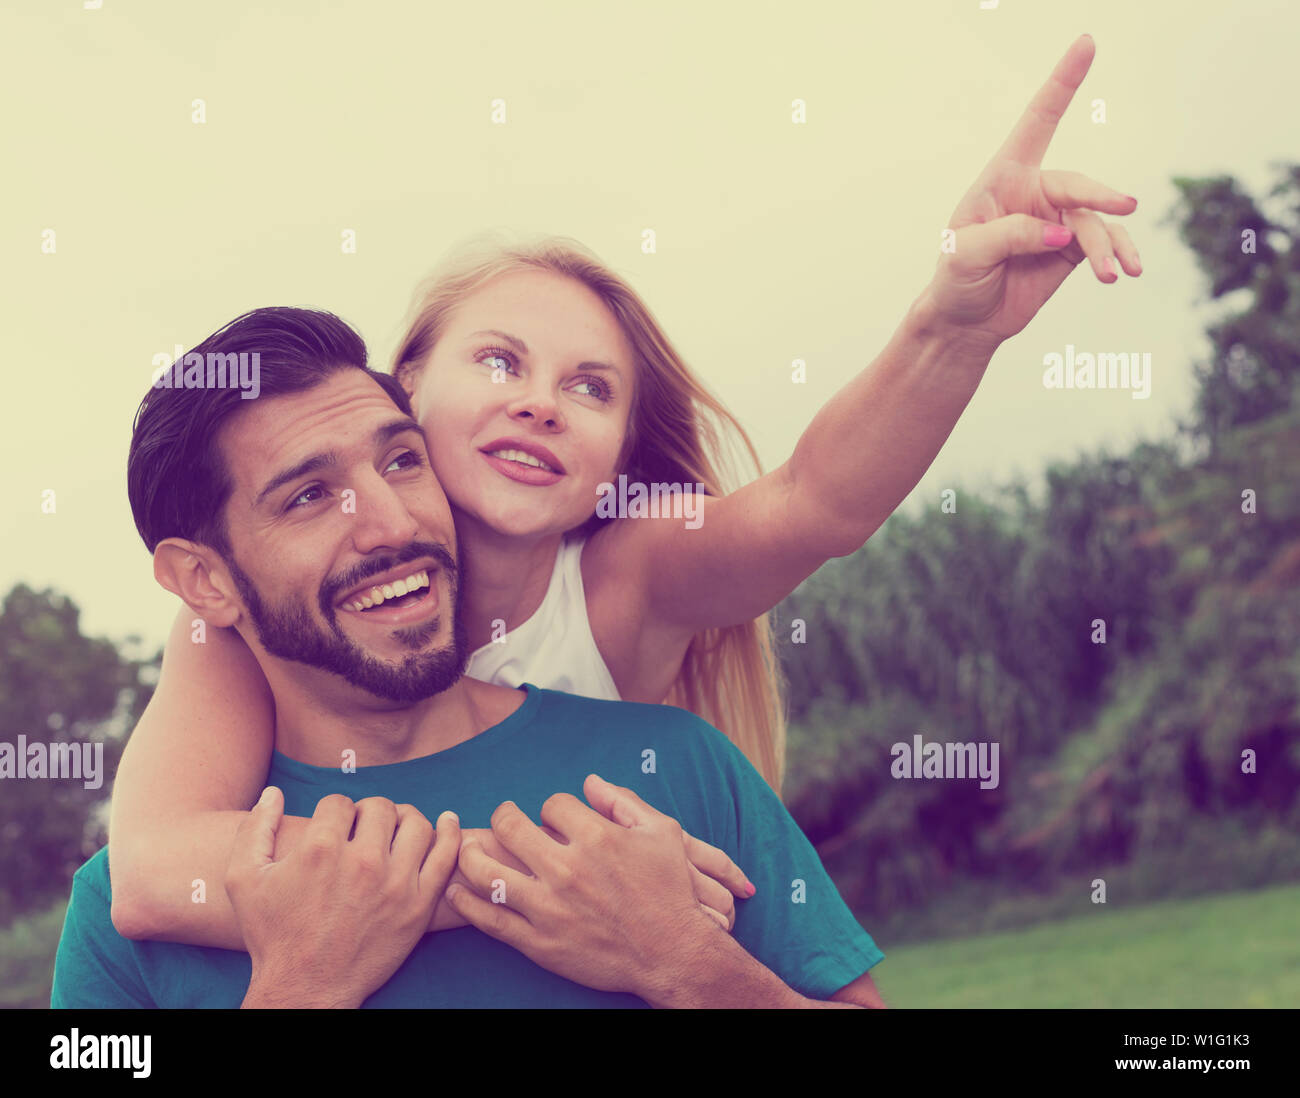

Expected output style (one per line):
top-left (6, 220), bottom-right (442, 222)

top-left (407, 268), bottom-right (636, 540)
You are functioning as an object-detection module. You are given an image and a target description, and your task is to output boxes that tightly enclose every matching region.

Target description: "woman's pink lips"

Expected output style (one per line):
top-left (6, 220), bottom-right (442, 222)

top-left (482, 451), bottom-right (564, 486)
top-left (478, 437), bottom-right (565, 472)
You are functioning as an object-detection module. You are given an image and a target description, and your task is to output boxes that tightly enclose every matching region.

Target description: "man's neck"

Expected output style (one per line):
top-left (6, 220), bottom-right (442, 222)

top-left (266, 673), bottom-right (525, 769)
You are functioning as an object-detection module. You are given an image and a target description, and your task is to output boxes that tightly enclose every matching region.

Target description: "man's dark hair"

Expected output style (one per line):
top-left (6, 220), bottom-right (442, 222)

top-left (128, 306), bottom-right (412, 555)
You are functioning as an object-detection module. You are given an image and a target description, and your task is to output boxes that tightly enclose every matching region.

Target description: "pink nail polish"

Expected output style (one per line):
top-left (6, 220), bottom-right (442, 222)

top-left (747, 882), bottom-right (757, 897)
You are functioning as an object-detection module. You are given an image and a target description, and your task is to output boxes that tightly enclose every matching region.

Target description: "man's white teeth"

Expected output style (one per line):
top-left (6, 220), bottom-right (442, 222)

top-left (347, 569), bottom-right (429, 612)
top-left (488, 448), bottom-right (556, 473)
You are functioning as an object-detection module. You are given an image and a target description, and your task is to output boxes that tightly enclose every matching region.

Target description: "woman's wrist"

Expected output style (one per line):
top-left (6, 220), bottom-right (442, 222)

top-left (906, 284), bottom-right (1005, 368)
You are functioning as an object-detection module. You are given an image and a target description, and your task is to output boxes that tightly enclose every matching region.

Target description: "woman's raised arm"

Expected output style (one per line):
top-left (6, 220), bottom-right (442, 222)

top-left (616, 35), bottom-right (1140, 636)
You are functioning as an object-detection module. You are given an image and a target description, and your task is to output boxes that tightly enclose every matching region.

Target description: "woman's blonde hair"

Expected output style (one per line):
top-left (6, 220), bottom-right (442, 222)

top-left (391, 231), bottom-right (787, 794)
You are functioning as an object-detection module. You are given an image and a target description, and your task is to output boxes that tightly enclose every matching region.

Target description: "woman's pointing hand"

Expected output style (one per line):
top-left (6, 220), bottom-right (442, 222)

top-left (924, 34), bottom-right (1141, 350)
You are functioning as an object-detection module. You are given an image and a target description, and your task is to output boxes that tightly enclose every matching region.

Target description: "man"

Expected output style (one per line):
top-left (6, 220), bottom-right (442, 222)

top-left (52, 307), bottom-right (885, 1008)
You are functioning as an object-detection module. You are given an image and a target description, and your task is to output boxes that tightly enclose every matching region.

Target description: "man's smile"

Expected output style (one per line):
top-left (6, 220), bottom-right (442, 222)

top-left (335, 566), bottom-right (443, 625)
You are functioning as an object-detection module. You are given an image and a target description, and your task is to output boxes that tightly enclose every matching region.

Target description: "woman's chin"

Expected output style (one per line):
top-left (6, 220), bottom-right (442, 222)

top-left (457, 500), bottom-right (593, 543)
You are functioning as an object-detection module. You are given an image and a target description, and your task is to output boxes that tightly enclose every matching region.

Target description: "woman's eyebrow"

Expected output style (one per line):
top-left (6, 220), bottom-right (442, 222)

top-left (466, 328), bottom-right (621, 375)
top-left (468, 328), bottom-right (528, 353)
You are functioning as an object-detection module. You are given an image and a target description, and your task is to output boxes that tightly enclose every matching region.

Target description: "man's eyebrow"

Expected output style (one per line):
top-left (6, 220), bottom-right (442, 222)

top-left (374, 416), bottom-right (424, 445)
top-left (466, 329), bottom-right (621, 374)
top-left (254, 417), bottom-right (424, 508)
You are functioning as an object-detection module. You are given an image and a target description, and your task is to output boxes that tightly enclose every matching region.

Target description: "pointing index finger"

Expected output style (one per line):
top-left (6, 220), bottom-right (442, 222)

top-left (996, 33), bottom-right (1095, 167)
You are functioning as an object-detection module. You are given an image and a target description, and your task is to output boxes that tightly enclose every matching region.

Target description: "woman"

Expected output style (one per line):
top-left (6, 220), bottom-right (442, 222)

top-left (110, 35), bottom-right (1140, 950)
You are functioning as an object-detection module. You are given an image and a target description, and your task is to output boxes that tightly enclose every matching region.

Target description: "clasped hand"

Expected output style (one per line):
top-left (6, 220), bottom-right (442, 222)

top-left (227, 776), bottom-right (751, 1007)
top-left (446, 774), bottom-right (740, 999)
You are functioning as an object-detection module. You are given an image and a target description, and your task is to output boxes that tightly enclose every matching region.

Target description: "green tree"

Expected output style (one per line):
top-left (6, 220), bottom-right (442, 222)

top-left (0, 585), bottom-right (158, 926)
top-left (1165, 166), bottom-right (1300, 451)
top-left (777, 163), bottom-right (1300, 930)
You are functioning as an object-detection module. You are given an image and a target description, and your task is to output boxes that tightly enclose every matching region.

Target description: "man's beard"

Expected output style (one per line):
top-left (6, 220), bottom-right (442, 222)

top-left (225, 540), bottom-right (470, 703)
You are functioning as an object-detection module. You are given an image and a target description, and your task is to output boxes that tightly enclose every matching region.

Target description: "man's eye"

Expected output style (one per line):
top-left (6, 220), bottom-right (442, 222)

top-left (288, 485), bottom-right (326, 509)
top-left (386, 450), bottom-right (425, 473)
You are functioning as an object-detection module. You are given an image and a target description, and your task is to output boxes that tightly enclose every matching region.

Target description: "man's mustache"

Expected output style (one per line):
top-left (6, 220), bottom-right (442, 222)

top-left (317, 541), bottom-right (457, 620)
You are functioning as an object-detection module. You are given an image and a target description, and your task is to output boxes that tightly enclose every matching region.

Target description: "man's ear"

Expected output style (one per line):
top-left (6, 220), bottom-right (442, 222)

top-left (153, 538), bottom-right (242, 628)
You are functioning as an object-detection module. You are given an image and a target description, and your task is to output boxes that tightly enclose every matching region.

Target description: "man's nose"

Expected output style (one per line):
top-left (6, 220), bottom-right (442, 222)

top-left (348, 472), bottom-right (420, 555)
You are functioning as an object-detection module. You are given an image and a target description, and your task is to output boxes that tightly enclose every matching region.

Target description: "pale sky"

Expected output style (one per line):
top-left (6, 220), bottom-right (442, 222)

top-left (2, 0), bottom-right (1295, 653)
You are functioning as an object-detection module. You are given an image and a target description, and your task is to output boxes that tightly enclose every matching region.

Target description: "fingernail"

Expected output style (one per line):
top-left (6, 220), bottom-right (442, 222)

top-left (1103, 257), bottom-right (1116, 278)
top-left (1043, 224), bottom-right (1072, 247)
top-left (747, 882), bottom-right (757, 897)
top-left (1124, 195), bottom-right (1138, 206)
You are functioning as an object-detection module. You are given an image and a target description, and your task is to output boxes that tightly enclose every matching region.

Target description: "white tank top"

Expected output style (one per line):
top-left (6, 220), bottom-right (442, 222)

top-left (464, 534), bottom-right (622, 701)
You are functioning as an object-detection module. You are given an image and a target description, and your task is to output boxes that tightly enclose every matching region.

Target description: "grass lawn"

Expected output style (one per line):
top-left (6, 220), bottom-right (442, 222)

top-left (0, 900), bottom-right (67, 1008)
top-left (871, 882), bottom-right (1300, 1008)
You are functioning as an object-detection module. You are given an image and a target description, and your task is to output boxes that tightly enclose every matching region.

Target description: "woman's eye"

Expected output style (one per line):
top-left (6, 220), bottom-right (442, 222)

top-left (477, 348), bottom-right (518, 375)
top-left (571, 377), bottom-right (612, 402)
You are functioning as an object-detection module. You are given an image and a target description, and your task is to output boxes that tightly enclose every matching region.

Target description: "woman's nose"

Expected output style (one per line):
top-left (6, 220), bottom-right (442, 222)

top-left (507, 388), bottom-right (565, 431)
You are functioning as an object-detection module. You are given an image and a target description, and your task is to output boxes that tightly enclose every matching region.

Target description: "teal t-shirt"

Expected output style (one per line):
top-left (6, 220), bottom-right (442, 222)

top-left (52, 685), bottom-right (883, 1007)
